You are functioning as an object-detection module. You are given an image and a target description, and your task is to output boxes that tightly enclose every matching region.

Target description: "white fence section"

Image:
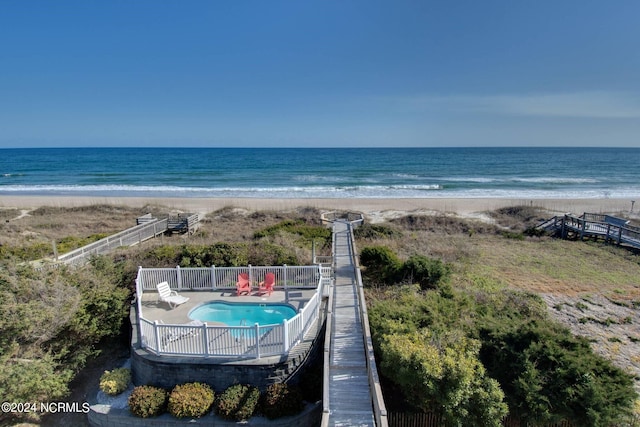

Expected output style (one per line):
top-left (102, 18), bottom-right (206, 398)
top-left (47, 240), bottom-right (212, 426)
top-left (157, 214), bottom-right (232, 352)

top-left (136, 264), bottom-right (322, 292)
top-left (59, 219), bottom-right (169, 266)
top-left (136, 265), bottom-right (326, 359)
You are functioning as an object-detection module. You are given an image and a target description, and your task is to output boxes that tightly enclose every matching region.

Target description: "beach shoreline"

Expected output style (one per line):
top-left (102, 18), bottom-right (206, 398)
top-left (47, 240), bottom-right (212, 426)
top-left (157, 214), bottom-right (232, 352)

top-left (1, 195), bottom-right (636, 221)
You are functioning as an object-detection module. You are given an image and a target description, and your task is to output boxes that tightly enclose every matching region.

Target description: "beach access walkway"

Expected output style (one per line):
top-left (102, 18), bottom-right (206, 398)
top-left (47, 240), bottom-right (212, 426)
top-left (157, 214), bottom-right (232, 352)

top-left (538, 212), bottom-right (640, 249)
top-left (322, 217), bottom-right (388, 427)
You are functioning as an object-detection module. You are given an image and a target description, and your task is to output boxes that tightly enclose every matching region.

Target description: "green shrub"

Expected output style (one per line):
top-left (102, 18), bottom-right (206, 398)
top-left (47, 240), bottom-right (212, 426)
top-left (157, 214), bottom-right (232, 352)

top-left (359, 246), bottom-right (401, 284)
top-left (168, 382), bottom-right (215, 419)
top-left (248, 242), bottom-right (299, 266)
top-left (399, 254), bottom-right (451, 291)
top-left (99, 368), bottom-right (130, 396)
top-left (128, 385), bottom-right (168, 418)
top-left (215, 384), bottom-right (260, 421)
top-left (379, 330), bottom-right (507, 426)
top-left (479, 320), bottom-right (637, 426)
top-left (260, 383), bottom-right (305, 419)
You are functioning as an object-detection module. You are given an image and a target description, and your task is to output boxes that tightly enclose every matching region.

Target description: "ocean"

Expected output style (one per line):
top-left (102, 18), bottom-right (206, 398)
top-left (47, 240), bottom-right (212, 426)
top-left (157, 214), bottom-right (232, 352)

top-left (1, 147), bottom-right (639, 199)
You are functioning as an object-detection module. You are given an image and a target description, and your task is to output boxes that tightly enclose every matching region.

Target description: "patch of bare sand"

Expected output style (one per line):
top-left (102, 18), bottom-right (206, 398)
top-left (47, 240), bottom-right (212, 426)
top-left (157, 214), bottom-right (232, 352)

top-left (542, 293), bottom-right (640, 393)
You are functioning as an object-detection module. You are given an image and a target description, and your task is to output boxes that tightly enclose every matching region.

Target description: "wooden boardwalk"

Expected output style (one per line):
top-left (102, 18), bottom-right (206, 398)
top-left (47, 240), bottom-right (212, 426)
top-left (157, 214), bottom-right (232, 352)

top-left (538, 213), bottom-right (640, 249)
top-left (325, 220), bottom-right (377, 426)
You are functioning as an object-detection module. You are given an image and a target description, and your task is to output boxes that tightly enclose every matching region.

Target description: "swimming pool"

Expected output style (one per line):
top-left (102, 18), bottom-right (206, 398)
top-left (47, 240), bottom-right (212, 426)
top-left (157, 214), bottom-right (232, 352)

top-left (188, 301), bottom-right (297, 326)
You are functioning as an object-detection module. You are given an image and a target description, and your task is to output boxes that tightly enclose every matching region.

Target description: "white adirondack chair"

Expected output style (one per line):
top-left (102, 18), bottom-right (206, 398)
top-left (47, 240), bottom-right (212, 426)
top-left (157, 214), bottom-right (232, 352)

top-left (156, 281), bottom-right (189, 308)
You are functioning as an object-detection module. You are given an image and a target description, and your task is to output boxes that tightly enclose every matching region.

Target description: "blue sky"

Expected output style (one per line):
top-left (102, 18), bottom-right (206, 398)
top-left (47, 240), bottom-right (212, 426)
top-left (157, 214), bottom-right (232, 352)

top-left (1, 1), bottom-right (639, 148)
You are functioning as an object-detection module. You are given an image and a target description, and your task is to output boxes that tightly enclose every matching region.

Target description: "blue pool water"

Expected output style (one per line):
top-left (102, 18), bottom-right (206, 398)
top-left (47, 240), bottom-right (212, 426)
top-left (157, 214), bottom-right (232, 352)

top-left (188, 301), bottom-right (297, 326)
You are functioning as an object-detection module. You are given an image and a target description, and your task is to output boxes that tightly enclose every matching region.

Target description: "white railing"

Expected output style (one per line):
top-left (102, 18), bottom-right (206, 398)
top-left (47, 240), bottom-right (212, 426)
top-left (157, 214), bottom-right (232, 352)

top-left (136, 265), bottom-right (326, 358)
top-left (140, 318), bottom-right (292, 358)
top-left (59, 218), bottom-right (168, 266)
top-left (137, 264), bottom-right (322, 292)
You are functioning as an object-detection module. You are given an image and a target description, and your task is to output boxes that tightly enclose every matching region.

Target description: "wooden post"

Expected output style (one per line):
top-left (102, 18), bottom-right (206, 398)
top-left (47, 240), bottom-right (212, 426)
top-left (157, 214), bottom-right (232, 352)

top-left (176, 266), bottom-right (182, 291)
top-left (51, 239), bottom-right (58, 260)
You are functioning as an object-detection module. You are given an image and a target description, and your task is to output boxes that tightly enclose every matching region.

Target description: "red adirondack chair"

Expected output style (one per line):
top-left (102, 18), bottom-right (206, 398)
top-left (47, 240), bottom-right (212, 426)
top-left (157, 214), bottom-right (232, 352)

top-left (236, 273), bottom-right (251, 296)
top-left (257, 272), bottom-right (275, 296)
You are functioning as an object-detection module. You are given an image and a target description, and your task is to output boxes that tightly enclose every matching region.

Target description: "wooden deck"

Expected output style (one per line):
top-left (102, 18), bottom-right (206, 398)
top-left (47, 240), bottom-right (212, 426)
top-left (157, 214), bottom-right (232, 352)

top-left (538, 212), bottom-right (640, 249)
top-left (325, 220), bottom-right (377, 426)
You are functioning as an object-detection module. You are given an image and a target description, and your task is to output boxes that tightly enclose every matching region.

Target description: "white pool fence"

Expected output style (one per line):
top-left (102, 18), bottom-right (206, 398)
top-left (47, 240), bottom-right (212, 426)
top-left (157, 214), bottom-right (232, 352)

top-left (135, 265), bottom-right (330, 358)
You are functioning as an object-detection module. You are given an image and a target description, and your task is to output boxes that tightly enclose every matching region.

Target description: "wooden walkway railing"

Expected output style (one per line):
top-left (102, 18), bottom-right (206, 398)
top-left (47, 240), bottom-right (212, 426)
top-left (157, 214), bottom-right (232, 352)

top-left (538, 212), bottom-right (640, 249)
top-left (322, 215), bottom-right (388, 427)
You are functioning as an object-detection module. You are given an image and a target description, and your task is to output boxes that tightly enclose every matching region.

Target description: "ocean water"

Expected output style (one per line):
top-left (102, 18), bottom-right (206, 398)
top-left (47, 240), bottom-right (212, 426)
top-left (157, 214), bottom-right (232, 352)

top-left (1, 147), bottom-right (639, 199)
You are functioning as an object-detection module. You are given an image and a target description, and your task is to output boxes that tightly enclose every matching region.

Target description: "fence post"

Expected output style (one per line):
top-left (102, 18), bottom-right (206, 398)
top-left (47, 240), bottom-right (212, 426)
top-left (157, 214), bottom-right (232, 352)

top-left (283, 264), bottom-right (288, 303)
top-left (203, 323), bottom-right (209, 357)
top-left (248, 264), bottom-right (253, 286)
top-left (211, 265), bottom-right (216, 290)
top-left (283, 264), bottom-right (288, 291)
top-left (176, 266), bottom-right (182, 291)
top-left (254, 323), bottom-right (260, 358)
top-left (283, 319), bottom-right (289, 353)
top-left (154, 321), bottom-right (161, 353)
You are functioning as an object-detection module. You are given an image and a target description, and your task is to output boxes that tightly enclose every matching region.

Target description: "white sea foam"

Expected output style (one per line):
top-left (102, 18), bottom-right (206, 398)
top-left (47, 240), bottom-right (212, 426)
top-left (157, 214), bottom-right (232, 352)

top-left (509, 177), bottom-right (599, 184)
top-left (1, 183), bottom-right (637, 199)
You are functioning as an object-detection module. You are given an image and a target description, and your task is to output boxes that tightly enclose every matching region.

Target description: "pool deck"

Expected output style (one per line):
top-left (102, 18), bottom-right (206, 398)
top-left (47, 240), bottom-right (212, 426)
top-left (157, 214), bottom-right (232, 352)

top-left (140, 288), bottom-right (317, 325)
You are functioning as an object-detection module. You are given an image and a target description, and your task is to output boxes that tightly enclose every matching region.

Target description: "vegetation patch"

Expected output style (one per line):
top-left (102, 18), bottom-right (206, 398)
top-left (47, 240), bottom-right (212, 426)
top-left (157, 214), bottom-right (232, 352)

top-left (168, 382), bottom-right (215, 419)
top-left (354, 223), bottom-right (403, 240)
top-left (260, 383), bottom-right (305, 419)
top-left (367, 285), bottom-right (637, 426)
top-left (254, 219), bottom-right (331, 242)
top-left (215, 384), bottom-right (260, 421)
top-left (360, 245), bottom-right (451, 292)
top-left (99, 368), bottom-right (130, 396)
top-left (128, 385), bottom-right (168, 418)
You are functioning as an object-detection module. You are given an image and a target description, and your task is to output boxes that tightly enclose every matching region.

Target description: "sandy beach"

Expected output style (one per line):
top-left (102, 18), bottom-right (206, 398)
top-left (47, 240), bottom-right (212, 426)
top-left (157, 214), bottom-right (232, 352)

top-left (1, 195), bottom-right (637, 222)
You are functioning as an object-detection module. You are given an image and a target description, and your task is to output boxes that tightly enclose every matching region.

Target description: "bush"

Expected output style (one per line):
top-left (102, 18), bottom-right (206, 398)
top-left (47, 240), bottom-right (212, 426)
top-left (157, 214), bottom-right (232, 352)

top-left (360, 246), bottom-right (401, 284)
top-left (128, 385), bottom-right (168, 418)
top-left (399, 255), bottom-right (451, 291)
top-left (168, 382), bottom-right (215, 419)
top-left (260, 383), bottom-right (305, 419)
top-left (379, 330), bottom-right (507, 426)
top-left (479, 320), bottom-right (637, 426)
top-left (99, 368), bottom-right (130, 396)
top-left (215, 384), bottom-right (260, 421)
